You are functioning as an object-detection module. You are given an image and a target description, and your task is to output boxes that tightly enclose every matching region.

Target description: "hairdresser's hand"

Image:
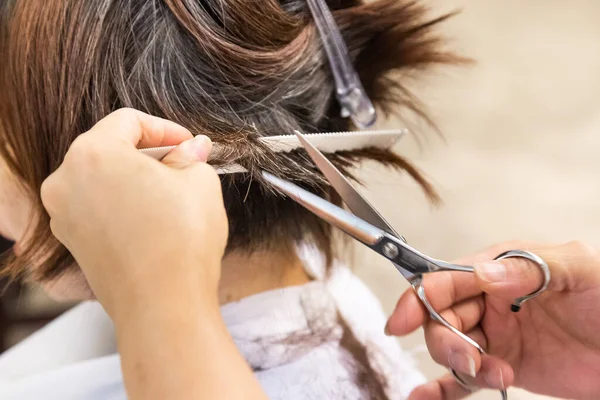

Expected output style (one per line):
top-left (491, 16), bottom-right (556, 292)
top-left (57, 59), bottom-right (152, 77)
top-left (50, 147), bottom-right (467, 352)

top-left (40, 108), bottom-right (228, 319)
top-left (41, 109), bottom-right (267, 400)
top-left (386, 241), bottom-right (600, 400)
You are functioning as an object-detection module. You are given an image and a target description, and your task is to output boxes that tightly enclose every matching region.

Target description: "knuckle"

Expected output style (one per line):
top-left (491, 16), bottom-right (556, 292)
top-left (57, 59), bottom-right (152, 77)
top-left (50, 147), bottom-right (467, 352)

top-left (39, 179), bottom-right (55, 211)
top-left (196, 163), bottom-right (221, 187)
top-left (39, 173), bottom-right (67, 217)
top-left (105, 108), bottom-right (144, 133)
top-left (445, 272), bottom-right (459, 308)
top-left (48, 218), bottom-right (58, 236)
top-left (66, 135), bottom-right (86, 155)
top-left (475, 296), bottom-right (486, 316)
top-left (48, 218), bottom-right (63, 243)
top-left (487, 240), bottom-right (520, 256)
top-left (66, 135), bottom-right (103, 165)
top-left (48, 218), bottom-right (70, 248)
top-left (424, 323), bottom-right (450, 354)
top-left (505, 256), bottom-right (539, 279)
top-left (39, 177), bottom-right (52, 199)
top-left (566, 240), bottom-right (597, 259)
top-left (467, 329), bottom-right (488, 351)
top-left (111, 107), bottom-right (139, 121)
top-left (443, 309), bottom-right (463, 332)
top-left (67, 135), bottom-right (91, 155)
top-left (424, 337), bottom-right (447, 365)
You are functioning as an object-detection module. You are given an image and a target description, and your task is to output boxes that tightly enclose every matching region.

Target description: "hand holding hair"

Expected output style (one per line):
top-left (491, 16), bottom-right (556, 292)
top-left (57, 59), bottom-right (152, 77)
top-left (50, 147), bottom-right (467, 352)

top-left (386, 240), bottom-right (600, 400)
top-left (40, 108), bottom-right (226, 316)
top-left (40, 108), bottom-right (267, 400)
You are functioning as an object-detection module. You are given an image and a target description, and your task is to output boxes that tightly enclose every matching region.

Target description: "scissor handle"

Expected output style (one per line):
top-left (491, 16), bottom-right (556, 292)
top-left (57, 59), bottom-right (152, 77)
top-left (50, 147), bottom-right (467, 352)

top-left (495, 250), bottom-right (551, 312)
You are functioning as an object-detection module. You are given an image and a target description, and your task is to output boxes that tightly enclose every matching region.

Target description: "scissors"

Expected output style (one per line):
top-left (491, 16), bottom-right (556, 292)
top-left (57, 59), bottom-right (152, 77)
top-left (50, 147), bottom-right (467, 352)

top-left (262, 131), bottom-right (551, 399)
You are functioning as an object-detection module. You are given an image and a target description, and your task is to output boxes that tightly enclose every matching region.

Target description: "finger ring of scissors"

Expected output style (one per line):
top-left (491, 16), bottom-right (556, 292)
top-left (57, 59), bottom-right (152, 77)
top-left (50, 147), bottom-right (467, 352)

top-left (495, 250), bottom-right (551, 312)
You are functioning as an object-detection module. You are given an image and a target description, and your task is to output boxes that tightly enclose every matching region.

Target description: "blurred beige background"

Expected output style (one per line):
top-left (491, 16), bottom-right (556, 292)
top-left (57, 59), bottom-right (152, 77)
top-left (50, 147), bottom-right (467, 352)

top-left (355, 1), bottom-right (600, 399)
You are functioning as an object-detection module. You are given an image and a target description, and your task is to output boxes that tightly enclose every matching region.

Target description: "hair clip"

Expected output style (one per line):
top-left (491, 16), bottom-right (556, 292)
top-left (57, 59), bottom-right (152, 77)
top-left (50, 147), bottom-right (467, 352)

top-left (306, 0), bottom-right (377, 128)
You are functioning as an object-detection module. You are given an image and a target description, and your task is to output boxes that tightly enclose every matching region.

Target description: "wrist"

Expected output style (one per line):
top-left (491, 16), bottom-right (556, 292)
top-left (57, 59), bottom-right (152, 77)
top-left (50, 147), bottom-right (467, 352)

top-left (114, 284), bottom-right (229, 400)
top-left (110, 260), bottom-right (221, 331)
top-left (113, 286), bottom-right (223, 365)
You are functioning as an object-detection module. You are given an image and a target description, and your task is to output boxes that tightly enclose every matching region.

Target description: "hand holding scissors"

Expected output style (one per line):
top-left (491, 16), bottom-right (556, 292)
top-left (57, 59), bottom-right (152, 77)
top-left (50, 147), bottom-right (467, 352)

top-left (263, 131), bottom-right (555, 399)
top-left (389, 240), bottom-right (600, 400)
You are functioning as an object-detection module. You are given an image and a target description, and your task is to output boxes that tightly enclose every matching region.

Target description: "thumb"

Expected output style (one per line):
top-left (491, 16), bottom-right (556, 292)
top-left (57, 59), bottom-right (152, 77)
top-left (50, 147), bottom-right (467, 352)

top-left (161, 135), bottom-right (212, 168)
top-left (474, 241), bottom-right (598, 300)
top-left (474, 256), bottom-right (546, 301)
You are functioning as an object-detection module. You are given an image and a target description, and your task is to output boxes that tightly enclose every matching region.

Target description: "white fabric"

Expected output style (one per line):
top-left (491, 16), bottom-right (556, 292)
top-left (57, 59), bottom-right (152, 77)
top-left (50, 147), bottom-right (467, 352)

top-left (0, 246), bottom-right (425, 399)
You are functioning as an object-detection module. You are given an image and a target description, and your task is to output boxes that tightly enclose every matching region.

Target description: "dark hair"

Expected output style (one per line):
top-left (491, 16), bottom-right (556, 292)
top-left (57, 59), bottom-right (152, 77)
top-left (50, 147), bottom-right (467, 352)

top-left (0, 0), bottom-right (456, 280)
top-left (0, 0), bottom-right (458, 397)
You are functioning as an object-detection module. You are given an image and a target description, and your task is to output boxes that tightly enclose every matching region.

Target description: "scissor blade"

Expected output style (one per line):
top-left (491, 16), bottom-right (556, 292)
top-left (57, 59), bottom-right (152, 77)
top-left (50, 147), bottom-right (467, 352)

top-left (262, 170), bottom-right (475, 281)
top-left (262, 171), bottom-right (384, 247)
top-left (294, 130), bottom-right (403, 240)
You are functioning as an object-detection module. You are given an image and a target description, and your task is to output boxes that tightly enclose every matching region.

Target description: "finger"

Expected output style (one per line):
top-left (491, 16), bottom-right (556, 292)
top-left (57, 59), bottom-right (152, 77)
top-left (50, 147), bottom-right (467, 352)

top-left (408, 357), bottom-right (514, 400)
top-left (423, 297), bottom-right (486, 351)
top-left (424, 318), bottom-right (483, 379)
top-left (476, 241), bottom-right (600, 297)
top-left (184, 162), bottom-right (224, 202)
top-left (408, 374), bottom-right (474, 400)
top-left (47, 217), bottom-right (66, 248)
top-left (463, 327), bottom-right (488, 350)
top-left (478, 355), bottom-right (514, 390)
top-left (40, 171), bottom-right (67, 219)
top-left (386, 240), bottom-right (551, 336)
top-left (386, 271), bottom-right (482, 336)
top-left (87, 108), bottom-right (193, 148)
top-left (161, 136), bottom-right (212, 168)
top-left (474, 256), bottom-right (545, 300)
top-left (409, 356), bottom-right (513, 400)
top-left (538, 241), bottom-right (600, 291)
top-left (442, 297), bottom-right (485, 334)
top-left (450, 354), bottom-right (514, 391)
top-left (424, 320), bottom-right (515, 388)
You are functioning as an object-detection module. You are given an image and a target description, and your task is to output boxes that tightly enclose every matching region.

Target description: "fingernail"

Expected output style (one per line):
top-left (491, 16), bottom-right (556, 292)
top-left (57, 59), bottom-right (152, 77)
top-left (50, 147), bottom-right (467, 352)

top-left (448, 351), bottom-right (476, 378)
top-left (191, 135), bottom-right (211, 161)
top-left (475, 261), bottom-right (507, 283)
top-left (484, 368), bottom-right (505, 389)
top-left (384, 323), bottom-right (391, 336)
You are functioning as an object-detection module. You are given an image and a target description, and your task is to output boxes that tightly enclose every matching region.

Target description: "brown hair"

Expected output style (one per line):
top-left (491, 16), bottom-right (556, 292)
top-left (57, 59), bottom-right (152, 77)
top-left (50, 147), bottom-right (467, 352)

top-left (0, 0), bottom-right (457, 397)
top-left (0, 0), bottom-right (457, 280)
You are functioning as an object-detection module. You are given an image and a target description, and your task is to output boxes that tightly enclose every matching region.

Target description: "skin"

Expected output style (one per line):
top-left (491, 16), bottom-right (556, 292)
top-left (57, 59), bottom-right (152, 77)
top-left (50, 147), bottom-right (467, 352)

top-left (4, 109), bottom-right (600, 398)
top-left (387, 240), bottom-right (600, 400)
top-left (0, 108), bottom-right (306, 397)
top-left (0, 124), bottom-right (310, 303)
top-left (39, 109), bottom-right (268, 399)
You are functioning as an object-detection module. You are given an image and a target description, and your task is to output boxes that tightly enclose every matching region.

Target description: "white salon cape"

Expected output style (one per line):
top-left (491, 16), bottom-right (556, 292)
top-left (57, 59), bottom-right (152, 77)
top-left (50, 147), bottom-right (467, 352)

top-left (0, 245), bottom-right (425, 399)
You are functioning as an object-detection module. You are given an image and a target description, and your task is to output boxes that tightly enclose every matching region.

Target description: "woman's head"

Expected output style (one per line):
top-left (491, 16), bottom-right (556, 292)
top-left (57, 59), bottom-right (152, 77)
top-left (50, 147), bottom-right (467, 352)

top-left (0, 0), bottom-right (455, 289)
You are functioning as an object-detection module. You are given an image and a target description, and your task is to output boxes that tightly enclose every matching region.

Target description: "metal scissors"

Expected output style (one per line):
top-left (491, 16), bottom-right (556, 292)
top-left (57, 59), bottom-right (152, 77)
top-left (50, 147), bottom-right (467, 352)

top-left (262, 131), bottom-right (551, 399)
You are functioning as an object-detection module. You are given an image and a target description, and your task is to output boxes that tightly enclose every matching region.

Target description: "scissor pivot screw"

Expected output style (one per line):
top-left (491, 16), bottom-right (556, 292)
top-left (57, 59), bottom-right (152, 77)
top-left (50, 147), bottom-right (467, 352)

top-left (382, 242), bottom-right (399, 259)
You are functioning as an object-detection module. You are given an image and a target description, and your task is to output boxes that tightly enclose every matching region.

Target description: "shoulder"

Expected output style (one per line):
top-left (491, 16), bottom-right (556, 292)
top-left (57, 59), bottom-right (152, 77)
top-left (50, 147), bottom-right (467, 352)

top-left (0, 300), bottom-right (122, 400)
top-left (325, 265), bottom-right (427, 399)
top-left (256, 344), bottom-right (363, 399)
top-left (0, 355), bottom-right (125, 400)
top-left (0, 301), bottom-right (116, 381)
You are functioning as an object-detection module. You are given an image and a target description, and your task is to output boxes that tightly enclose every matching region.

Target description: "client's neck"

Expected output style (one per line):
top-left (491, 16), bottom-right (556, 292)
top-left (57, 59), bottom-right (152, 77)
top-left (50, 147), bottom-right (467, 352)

top-left (218, 249), bottom-right (311, 305)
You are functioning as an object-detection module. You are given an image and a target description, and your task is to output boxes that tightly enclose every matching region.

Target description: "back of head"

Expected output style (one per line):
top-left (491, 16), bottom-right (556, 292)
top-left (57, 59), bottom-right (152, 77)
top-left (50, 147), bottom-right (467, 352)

top-left (0, 0), bottom-right (457, 280)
